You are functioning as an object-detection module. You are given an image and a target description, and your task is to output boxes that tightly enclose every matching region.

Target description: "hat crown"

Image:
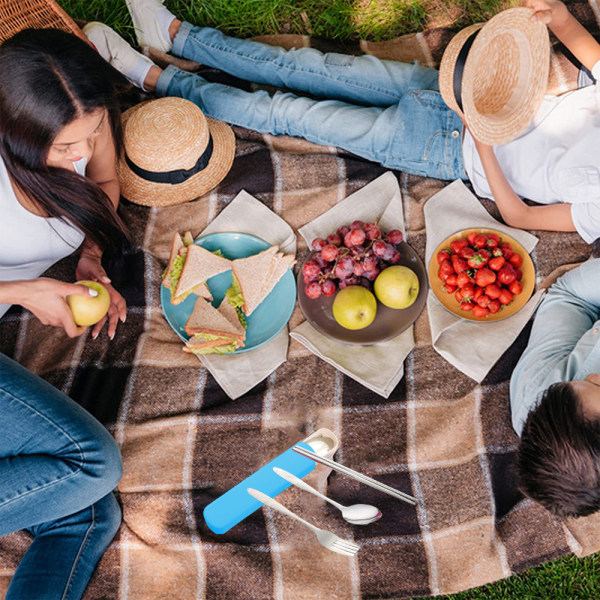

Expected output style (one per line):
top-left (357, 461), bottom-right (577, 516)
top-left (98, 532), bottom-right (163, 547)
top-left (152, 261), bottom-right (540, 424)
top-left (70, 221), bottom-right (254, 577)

top-left (124, 97), bottom-right (210, 172)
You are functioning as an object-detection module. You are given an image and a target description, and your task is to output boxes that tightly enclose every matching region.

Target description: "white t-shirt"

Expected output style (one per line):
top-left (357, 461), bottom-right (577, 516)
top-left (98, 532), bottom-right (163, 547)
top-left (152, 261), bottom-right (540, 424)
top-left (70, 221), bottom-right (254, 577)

top-left (462, 60), bottom-right (600, 244)
top-left (0, 157), bottom-right (87, 319)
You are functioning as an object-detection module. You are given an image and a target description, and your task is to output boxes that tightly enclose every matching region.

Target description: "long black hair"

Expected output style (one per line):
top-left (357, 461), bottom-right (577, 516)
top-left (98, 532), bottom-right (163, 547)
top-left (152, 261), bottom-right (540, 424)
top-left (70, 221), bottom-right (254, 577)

top-left (0, 28), bottom-right (131, 255)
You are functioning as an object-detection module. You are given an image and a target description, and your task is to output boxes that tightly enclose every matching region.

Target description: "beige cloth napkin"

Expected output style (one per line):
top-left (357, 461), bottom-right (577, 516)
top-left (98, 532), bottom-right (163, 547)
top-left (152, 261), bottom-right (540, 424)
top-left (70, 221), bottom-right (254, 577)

top-left (424, 180), bottom-right (546, 382)
top-left (195, 190), bottom-right (297, 399)
top-left (291, 172), bottom-right (414, 398)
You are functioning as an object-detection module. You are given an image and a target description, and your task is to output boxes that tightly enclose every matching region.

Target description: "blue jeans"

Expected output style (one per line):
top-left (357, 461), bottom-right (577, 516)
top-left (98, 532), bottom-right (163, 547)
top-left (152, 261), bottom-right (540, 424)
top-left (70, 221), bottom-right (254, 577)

top-left (0, 354), bottom-right (122, 600)
top-left (156, 24), bottom-right (467, 180)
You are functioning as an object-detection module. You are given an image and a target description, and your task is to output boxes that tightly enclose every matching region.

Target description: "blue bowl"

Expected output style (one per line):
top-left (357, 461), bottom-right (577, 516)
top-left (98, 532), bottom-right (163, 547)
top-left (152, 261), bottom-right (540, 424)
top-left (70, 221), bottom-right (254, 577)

top-left (160, 232), bottom-right (296, 353)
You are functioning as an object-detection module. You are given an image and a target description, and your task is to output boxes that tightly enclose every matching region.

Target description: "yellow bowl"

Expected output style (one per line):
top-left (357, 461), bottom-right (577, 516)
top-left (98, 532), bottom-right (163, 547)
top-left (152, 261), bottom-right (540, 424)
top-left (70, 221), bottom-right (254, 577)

top-left (428, 228), bottom-right (535, 322)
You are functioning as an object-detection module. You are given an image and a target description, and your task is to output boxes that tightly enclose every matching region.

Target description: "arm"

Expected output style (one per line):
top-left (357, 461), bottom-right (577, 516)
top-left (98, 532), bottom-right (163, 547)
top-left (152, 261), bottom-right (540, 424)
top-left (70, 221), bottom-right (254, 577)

top-left (0, 279), bottom-right (95, 338)
top-left (473, 138), bottom-right (577, 232)
top-left (510, 258), bottom-right (600, 432)
top-left (525, 0), bottom-right (600, 71)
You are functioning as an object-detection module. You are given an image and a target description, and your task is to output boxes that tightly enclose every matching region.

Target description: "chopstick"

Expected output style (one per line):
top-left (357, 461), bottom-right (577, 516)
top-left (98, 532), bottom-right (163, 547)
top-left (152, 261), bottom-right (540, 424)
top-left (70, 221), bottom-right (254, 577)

top-left (293, 445), bottom-right (417, 506)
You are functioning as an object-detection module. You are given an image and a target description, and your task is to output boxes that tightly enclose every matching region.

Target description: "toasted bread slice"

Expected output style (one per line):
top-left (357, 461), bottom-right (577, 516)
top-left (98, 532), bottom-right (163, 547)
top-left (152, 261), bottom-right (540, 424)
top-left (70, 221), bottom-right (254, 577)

top-left (217, 297), bottom-right (246, 345)
top-left (162, 232), bottom-right (184, 289)
top-left (260, 253), bottom-right (296, 301)
top-left (173, 244), bottom-right (231, 303)
top-left (231, 246), bottom-right (279, 316)
top-left (184, 298), bottom-right (246, 342)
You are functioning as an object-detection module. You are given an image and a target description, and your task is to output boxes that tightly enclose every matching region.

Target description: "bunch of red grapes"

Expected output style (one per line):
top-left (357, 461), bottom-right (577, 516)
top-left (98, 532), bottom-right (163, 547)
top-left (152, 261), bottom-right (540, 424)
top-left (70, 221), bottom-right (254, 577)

top-left (302, 220), bottom-right (404, 299)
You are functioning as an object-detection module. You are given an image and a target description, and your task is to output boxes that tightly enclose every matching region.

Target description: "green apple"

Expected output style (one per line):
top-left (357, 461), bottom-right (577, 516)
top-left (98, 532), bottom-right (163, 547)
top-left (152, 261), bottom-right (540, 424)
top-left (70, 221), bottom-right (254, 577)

top-left (332, 285), bottom-right (377, 330)
top-left (374, 266), bottom-right (419, 309)
top-left (66, 280), bottom-right (110, 326)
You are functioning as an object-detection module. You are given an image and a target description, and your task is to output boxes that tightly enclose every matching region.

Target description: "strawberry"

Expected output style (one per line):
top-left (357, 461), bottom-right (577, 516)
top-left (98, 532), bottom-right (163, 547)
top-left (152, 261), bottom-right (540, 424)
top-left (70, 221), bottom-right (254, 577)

top-left (508, 253), bottom-right (523, 268)
top-left (467, 253), bottom-right (488, 269)
top-left (488, 256), bottom-right (505, 271)
top-left (451, 239), bottom-right (469, 254)
top-left (472, 305), bottom-right (489, 318)
top-left (485, 284), bottom-right (502, 299)
top-left (488, 299), bottom-right (501, 314)
top-left (475, 267), bottom-right (496, 288)
top-left (437, 250), bottom-right (451, 264)
top-left (497, 265), bottom-right (517, 285)
top-left (498, 288), bottom-right (514, 305)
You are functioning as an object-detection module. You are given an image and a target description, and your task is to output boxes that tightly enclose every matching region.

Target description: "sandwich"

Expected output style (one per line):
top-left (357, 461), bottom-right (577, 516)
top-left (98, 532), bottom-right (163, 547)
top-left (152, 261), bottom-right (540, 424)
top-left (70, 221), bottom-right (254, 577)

top-left (183, 296), bottom-right (247, 355)
top-left (227, 245), bottom-right (296, 316)
top-left (162, 231), bottom-right (231, 305)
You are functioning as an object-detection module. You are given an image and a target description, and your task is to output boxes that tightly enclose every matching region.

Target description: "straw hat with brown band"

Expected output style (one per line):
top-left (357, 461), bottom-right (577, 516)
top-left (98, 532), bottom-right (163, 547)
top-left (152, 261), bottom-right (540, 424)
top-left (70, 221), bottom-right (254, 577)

top-left (439, 7), bottom-right (550, 145)
top-left (117, 97), bottom-right (235, 207)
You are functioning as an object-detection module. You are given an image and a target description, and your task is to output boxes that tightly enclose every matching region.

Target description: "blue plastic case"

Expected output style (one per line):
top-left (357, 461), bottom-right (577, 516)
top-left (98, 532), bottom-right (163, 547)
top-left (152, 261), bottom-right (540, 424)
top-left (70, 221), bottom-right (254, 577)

top-left (203, 441), bottom-right (316, 534)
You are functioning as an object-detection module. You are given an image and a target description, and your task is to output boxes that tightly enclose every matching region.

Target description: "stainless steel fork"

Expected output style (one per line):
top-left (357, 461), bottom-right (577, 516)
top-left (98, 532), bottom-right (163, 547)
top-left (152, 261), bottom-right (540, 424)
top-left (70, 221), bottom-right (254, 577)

top-left (247, 488), bottom-right (359, 556)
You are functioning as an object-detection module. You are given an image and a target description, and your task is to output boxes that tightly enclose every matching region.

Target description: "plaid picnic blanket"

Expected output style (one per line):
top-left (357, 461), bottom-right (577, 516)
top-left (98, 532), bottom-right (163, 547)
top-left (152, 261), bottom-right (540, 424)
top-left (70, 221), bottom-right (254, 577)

top-left (2, 3), bottom-right (600, 598)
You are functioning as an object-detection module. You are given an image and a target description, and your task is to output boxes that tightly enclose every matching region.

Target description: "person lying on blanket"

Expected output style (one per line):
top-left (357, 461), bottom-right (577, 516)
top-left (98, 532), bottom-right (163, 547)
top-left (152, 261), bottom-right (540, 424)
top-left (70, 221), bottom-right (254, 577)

top-left (511, 258), bottom-right (600, 518)
top-left (86, 0), bottom-right (599, 244)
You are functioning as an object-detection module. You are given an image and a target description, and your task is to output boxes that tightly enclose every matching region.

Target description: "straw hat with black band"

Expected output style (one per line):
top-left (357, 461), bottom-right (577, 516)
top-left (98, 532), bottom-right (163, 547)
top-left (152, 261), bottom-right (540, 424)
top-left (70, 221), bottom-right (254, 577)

top-left (439, 7), bottom-right (550, 145)
top-left (117, 97), bottom-right (235, 207)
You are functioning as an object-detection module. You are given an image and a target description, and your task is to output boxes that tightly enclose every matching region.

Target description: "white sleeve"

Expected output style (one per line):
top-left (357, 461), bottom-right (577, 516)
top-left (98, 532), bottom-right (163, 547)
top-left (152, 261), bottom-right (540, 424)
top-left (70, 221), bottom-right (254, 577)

top-left (591, 59), bottom-right (600, 82)
top-left (570, 203), bottom-right (600, 244)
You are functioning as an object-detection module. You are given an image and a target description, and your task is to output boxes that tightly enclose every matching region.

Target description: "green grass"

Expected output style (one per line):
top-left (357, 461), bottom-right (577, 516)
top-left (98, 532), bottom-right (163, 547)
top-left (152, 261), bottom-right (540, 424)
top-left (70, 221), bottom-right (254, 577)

top-left (56, 0), bottom-right (600, 598)
top-left (59, 0), bottom-right (526, 42)
top-left (415, 553), bottom-right (600, 600)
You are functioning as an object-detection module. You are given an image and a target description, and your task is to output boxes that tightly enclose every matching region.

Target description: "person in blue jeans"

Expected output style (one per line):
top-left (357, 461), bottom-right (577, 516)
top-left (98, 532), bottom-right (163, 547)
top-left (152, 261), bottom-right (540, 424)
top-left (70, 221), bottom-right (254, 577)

top-left (511, 258), bottom-right (600, 518)
top-left (87, 0), bottom-right (600, 244)
top-left (0, 354), bottom-right (122, 599)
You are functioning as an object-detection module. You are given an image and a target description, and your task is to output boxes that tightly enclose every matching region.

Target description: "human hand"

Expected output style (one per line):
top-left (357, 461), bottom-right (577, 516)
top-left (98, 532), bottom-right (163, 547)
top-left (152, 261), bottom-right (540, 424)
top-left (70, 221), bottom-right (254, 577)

top-left (523, 0), bottom-right (569, 28)
top-left (76, 252), bottom-right (127, 340)
top-left (14, 278), bottom-right (91, 337)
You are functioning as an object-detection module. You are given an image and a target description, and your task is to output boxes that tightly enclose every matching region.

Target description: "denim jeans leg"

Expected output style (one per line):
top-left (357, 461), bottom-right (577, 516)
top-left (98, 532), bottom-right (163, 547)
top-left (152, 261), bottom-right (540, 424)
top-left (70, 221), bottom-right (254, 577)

top-left (0, 354), bottom-right (122, 599)
top-left (158, 65), bottom-right (401, 164)
top-left (157, 66), bottom-right (465, 176)
top-left (0, 355), bottom-right (122, 532)
top-left (5, 493), bottom-right (121, 600)
top-left (171, 23), bottom-right (440, 106)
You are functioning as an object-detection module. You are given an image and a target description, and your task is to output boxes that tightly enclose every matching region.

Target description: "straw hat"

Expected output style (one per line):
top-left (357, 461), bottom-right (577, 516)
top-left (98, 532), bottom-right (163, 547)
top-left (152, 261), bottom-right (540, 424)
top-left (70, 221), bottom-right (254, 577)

top-left (439, 7), bottom-right (550, 145)
top-left (117, 97), bottom-right (235, 206)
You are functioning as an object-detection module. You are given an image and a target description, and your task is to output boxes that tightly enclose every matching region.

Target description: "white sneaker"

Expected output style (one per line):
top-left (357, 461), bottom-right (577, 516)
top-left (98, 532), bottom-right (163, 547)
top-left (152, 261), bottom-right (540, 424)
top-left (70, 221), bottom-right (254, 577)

top-left (83, 22), bottom-right (154, 89)
top-left (126, 0), bottom-right (173, 53)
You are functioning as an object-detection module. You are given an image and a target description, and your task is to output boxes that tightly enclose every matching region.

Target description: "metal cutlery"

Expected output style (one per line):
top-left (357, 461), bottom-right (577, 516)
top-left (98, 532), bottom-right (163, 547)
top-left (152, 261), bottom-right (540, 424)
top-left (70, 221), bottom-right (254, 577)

top-left (292, 445), bottom-right (417, 506)
top-left (273, 467), bottom-right (381, 525)
top-left (247, 488), bottom-right (359, 556)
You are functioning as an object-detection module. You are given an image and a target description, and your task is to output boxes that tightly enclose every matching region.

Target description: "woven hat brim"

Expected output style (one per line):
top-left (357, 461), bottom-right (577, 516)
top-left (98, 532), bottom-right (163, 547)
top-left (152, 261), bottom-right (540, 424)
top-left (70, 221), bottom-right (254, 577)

top-left (438, 7), bottom-right (549, 145)
top-left (462, 8), bottom-right (549, 144)
top-left (117, 104), bottom-right (235, 207)
top-left (439, 23), bottom-right (483, 115)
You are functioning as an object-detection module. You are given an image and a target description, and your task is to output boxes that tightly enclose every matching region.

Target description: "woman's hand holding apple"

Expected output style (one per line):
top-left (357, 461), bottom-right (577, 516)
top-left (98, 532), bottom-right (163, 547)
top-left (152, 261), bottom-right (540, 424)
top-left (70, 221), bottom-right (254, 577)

top-left (3, 278), bottom-right (91, 337)
top-left (76, 247), bottom-right (127, 339)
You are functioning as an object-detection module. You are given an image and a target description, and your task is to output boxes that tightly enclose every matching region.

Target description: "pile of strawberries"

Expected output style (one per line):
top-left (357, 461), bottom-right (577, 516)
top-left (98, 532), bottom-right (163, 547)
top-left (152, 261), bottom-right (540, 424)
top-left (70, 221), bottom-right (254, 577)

top-left (435, 231), bottom-right (524, 319)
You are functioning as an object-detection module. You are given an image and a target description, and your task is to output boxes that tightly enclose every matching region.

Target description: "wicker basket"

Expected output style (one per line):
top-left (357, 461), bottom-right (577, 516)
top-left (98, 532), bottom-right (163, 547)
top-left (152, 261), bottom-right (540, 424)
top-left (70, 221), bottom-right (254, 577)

top-left (0, 0), bottom-right (88, 46)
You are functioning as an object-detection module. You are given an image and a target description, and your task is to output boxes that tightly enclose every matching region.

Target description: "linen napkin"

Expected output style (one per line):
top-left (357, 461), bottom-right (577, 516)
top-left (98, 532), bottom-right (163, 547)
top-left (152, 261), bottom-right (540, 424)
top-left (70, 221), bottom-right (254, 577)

top-left (291, 171), bottom-right (414, 398)
top-left (424, 180), bottom-right (546, 382)
top-left (195, 190), bottom-right (297, 399)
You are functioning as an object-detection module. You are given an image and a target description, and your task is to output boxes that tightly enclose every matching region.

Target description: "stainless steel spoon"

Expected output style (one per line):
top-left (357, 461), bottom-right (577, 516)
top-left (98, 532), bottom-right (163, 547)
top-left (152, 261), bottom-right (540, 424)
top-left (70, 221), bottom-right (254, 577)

top-left (273, 467), bottom-right (382, 525)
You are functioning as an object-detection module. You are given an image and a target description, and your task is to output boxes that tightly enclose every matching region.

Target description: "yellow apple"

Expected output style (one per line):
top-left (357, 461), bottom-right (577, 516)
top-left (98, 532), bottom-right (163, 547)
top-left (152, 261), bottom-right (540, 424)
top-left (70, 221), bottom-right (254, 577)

top-left (66, 281), bottom-right (110, 326)
top-left (332, 286), bottom-right (377, 330)
top-left (374, 266), bottom-right (419, 309)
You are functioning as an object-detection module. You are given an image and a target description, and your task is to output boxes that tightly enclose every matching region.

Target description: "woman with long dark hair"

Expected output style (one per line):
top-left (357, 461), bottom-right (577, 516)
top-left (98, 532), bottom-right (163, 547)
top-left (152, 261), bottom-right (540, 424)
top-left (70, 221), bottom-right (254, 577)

top-left (0, 29), bottom-right (128, 599)
top-left (0, 27), bottom-right (129, 338)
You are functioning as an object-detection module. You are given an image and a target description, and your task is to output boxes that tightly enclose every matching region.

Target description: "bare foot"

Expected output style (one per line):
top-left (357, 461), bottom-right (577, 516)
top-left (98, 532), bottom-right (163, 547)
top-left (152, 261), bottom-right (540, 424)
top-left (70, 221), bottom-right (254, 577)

top-left (169, 18), bottom-right (182, 43)
top-left (143, 65), bottom-right (163, 92)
